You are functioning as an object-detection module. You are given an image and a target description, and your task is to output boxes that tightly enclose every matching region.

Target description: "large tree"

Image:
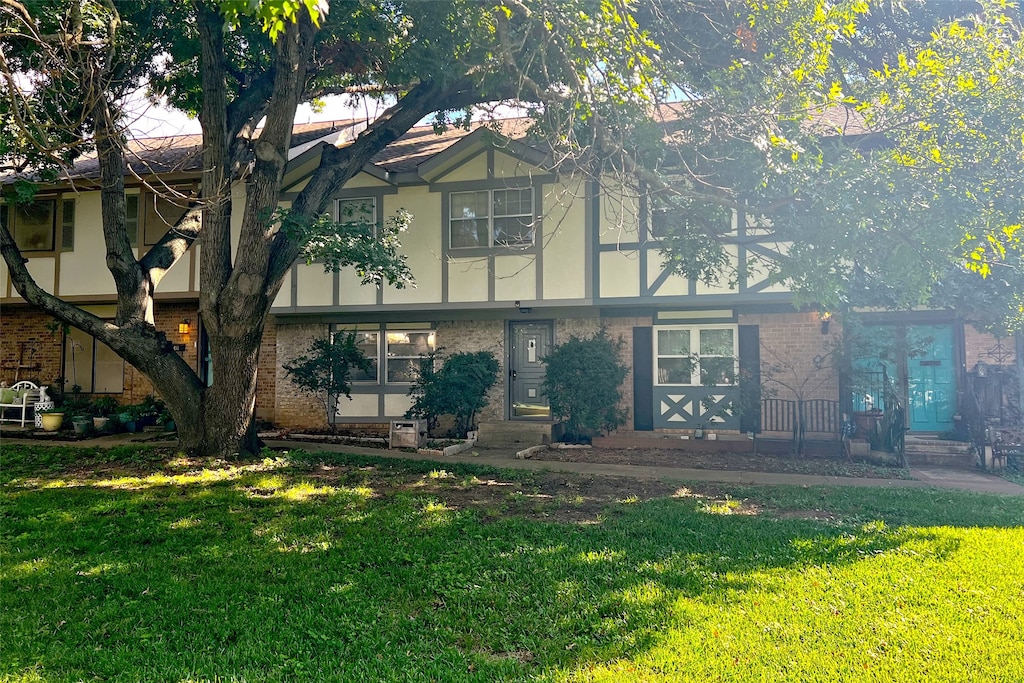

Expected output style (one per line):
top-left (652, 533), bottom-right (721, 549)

top-left (2, 0), bottom-right (1020, 458)
top-left (0, 0), bottom-right (684, 456)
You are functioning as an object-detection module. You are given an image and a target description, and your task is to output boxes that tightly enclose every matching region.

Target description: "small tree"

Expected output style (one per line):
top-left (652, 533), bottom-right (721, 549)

top-left (407, 350), bottom-right (499, 437)
top-left (543, 331), bottom-right (628, 441)
top-left (282, 331), bottom-right (373, 433)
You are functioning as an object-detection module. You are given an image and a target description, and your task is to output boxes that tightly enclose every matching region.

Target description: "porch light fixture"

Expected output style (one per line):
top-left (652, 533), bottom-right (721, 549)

top-left (178, 318), bottom-right (191, 335)
top-left (819, 311), bottom-right (832, 335)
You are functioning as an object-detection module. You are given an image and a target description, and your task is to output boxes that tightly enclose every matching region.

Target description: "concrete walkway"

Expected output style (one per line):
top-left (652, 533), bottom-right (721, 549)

top-left (2, 430), bottom-right (1022, 496)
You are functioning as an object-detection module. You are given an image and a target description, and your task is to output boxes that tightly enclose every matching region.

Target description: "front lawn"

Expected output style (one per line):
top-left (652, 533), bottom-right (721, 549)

top-left (2, 444), bottom-right (1022, 682)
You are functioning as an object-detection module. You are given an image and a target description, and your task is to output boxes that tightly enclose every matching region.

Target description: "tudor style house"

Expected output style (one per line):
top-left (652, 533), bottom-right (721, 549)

top-left (2, 117), bottom-right (1021, 457)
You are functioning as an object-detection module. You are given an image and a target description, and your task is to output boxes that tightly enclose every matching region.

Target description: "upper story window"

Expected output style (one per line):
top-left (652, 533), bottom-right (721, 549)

top-left (336, 197), bottom-right (376, 230)
top-left (450, 188), bottom-right (534, 249)
top-left (650, 200), bottom-right (731, 239)
top-left (655, 325), bottom-right (737, 386)
top-left (1, 199), bottom-right (75, 252)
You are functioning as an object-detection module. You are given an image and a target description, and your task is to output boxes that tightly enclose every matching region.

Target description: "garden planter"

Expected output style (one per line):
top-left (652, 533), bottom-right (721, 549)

top-left (40, 412), bottom-right (64, 432)
top-left (93, 416), bottom-right (111, 432)
top-left (73, 419), bottom-right (90, 436)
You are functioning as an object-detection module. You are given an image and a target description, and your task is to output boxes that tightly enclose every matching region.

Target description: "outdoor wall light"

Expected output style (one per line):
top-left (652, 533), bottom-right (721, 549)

top-left (178, 319), bottom-right (191, 335)
top-left (819, 311), bottom-right (832, 335)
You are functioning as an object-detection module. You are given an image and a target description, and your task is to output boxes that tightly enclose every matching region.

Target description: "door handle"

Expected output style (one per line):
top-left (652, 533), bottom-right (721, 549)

top-left (510, 369), bottom-right (517, 380)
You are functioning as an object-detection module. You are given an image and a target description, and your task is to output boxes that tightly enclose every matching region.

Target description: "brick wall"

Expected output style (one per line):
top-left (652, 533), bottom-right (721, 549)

top-left (0, 302), bottom-right (200, 404)
top-left (436, 319), bottom-right (506, 423)
top-left (598, 315), bottom-right (652, 433)
top-left (255, 319), bottom-right (277, 421)
top-left (963, 324), bottom-right (1018, 369)
top-left (740, 310), bottom-right (841, 403)
top-left (274, 322), bottom-right (330, 430)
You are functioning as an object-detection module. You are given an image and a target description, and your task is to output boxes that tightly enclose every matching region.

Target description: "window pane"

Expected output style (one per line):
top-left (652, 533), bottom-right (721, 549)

top-left (450, 192), bottom-right (490, 248)
top-left (14, 200), bottom-right (55, 251)
top-left (337, 197), bottom-right (375, 224)
top-left (657, 329), bottom-right (690, 356)
top-left (386, 331), bottom-right (434, 356)
top-left (700, 357), bottom-right (736, 385)
top-left (493, 216), bottom-right (534, 246)
top-left (657, 357), bottom-right (694, 385)
top-left (64, 329), bottom-right (95, 393)
top-left (450, 219), bottom-right (488, 248)
top-left (493, 189), bottom-right (532, 216)
top-left (386, 358), bottom-right (421, 383)
top-left (386, 331), bottom-right (435, 383)
top-left (700, 328), bottom-right (734, 356)
top-left (451, 191), bottom-right (490, 219)
top-left (93, 341), bottom-right (125, 393)
top-left (351, 332), bottom-right (378, 381)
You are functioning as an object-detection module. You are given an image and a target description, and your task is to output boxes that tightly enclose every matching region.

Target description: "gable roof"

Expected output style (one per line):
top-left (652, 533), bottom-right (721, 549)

top-left (4, 103), bottom-right (872, 187)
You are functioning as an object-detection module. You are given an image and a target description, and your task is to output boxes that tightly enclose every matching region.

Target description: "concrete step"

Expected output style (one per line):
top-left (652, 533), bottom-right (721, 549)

top-left (904, 439), bottom-right (978, 469)
top-left (904, 439), bottom-right (973, 455)
top-left (477, 420), bottom-right (555, 447)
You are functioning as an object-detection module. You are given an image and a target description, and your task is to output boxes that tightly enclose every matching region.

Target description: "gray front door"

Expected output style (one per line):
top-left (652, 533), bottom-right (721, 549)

top-left (510, 321), bottom-right (552, 418)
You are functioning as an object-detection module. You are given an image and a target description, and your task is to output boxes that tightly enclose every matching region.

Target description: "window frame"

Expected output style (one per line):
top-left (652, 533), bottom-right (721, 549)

top-left (1, 198), bottom-right (59, 253)
top-left (384, 330), bottom-right (437, 384)
top-left (335, 196), bottom-right (377, 235)
top-left (448, 187), bottom-right (536, 250)
top-left (338, 326), bottom-right (437, 386)
top-left (62, 326), bottom-right (125, 394)
top-left (654, 324), bottom-right (738, 387)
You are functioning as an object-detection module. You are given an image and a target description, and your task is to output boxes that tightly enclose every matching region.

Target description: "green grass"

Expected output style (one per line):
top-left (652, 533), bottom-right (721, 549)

top-left (2, 444), bottom-right (1023, 682)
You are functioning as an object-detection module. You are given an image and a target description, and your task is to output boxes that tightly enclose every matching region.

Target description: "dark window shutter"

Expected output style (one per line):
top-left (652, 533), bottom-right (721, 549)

top-left (632, 326), bottom-right (654, 431)
top-left (738, 324), bottom-right (761, 433)
top-left (60, 199), bottom-right (75, 251)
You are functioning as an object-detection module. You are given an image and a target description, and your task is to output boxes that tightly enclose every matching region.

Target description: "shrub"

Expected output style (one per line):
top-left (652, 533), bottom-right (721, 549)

top-left (407, 350), bottom-right (499, 437)
top-left (543, 330), bottom-right (627, 441)
top-left (283, 331), bottom-right (374, 432)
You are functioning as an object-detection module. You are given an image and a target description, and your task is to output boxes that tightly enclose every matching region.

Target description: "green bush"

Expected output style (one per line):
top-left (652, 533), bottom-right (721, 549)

top-left (543, 330), bottom-right (627, 441)
top-left (283, 331), bottom-right (374, 431)
top-left (407, 350), bottom-right (499, 437)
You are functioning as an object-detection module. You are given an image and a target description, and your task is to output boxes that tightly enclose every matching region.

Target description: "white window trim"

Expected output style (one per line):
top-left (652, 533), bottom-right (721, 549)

top-left (449, 188), bottom-right (535, 249)
top-left (654, 324), bottom-right (738, 387)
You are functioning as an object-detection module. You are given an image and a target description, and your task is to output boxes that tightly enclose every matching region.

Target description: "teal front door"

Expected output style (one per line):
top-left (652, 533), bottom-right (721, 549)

top-left (907, 325), bottom-right (955, 432)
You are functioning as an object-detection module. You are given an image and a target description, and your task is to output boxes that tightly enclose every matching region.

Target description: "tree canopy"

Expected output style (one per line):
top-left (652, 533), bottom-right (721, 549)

top-left (1, 0), bottom-right (1022, 456)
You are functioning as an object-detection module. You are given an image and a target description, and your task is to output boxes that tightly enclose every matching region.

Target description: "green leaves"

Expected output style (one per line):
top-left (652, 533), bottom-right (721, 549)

top-left (277, 207), bottom-right (415, 289)
top-left (542, 330), bottom-right (628, 439)
top-left (219, 0), bottom-right (328, 41)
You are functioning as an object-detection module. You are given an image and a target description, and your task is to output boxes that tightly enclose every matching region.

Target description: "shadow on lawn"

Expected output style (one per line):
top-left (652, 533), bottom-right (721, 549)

top-left (0, 446), bottom-right (1018, 681)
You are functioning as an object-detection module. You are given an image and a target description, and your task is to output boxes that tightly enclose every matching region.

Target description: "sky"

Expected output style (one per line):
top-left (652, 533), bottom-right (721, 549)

top-left (124, 90), bottom-right (392, 139)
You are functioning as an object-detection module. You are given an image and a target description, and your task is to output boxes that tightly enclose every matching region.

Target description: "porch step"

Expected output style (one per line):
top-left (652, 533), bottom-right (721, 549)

top-left (904, 436), bottom-right (977, 469)
top-left (477, 420), bottom-right (555, 448)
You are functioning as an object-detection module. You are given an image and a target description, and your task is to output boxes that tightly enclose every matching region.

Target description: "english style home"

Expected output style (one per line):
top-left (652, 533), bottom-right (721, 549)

top-left (2, 117), bottom-right (1021, 455)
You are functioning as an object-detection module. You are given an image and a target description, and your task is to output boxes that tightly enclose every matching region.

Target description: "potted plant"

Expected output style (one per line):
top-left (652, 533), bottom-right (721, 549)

top-left (39, 407), bottom-right (65, 432)
top-left (157, 407), bottom-right (176, 432)
top-left (90, 396), bottom-right (120, 433)
top-left (72, 413), bottom-right (91, 436)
